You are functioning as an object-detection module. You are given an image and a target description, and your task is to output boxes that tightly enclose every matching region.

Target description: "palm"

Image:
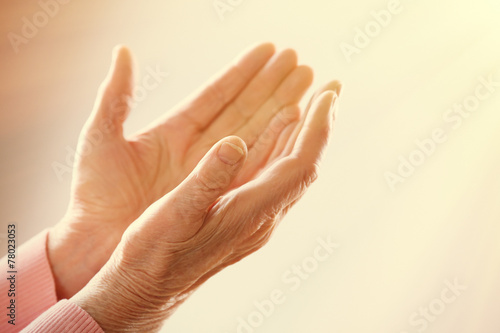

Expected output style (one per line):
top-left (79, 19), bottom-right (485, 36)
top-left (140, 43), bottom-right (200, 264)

top-left (69, 43), bottom-right (313, 238)
top-left (83, 81), bottom-right (341, 332)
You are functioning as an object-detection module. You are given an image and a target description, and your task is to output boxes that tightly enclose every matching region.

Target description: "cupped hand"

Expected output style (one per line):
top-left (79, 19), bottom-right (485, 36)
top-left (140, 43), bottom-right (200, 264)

top-left (49, 43), bottom-right (317, 298)
top-left (72, 82), bottom-right (342, 332)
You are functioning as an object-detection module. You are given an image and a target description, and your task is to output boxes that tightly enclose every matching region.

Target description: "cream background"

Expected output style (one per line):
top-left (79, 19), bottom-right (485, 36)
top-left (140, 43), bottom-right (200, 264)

top-left (1, 0), bottom-right (500, 332)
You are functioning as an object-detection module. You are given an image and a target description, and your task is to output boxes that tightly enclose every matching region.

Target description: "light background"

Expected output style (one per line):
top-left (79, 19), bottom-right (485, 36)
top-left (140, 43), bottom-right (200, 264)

top-left (1, 0), bottom-right (500, 332)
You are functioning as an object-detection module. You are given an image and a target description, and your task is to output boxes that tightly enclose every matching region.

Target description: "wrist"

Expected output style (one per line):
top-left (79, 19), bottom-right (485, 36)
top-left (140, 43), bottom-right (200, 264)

top-left (47, 216), bottom-right (121, 299)
top-left (70, 260), bottom-right (181, 333)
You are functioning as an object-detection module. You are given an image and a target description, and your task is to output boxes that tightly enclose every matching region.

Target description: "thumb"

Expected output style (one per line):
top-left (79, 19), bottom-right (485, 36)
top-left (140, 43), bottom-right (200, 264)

top-left (144, 136), bottom-right (247, 243)
top-left (85, 45), bottom-right (135, 139)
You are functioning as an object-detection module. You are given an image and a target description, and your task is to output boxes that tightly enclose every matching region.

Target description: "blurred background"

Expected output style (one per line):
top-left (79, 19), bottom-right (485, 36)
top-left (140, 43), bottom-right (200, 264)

top-left (1, 0), bottom-right (500, 332)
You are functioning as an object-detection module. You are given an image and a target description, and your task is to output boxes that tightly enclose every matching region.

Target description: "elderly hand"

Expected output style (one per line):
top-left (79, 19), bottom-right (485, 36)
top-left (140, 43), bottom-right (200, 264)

top-left (71, 80), bottom-right (341, 332)
top-left (48, 43), bottom-right (319, 299)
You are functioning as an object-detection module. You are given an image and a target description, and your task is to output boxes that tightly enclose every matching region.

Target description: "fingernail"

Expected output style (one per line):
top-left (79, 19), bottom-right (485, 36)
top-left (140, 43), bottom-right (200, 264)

top-left (218, 142), bottom-right (244, 165)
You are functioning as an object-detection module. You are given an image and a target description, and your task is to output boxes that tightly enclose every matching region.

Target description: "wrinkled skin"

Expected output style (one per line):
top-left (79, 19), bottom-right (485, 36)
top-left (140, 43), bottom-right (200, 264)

top-left (50, 43), bottom-right (341, 331)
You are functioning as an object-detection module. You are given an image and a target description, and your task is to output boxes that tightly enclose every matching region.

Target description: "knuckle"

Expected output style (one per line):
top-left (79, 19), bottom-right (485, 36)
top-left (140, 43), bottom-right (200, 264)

top-left (194, 170), bottom-right (229, 193)
top-left (233, 97), bottom-right (253, 118)
top-left (208, 83), bottom-right (225, 106)
top-left (289, 157), bottom-right (320, 186)
top-left (303, 162), bottom-right (320, 185)
top-left (108, 94), bottom-right (132, 120)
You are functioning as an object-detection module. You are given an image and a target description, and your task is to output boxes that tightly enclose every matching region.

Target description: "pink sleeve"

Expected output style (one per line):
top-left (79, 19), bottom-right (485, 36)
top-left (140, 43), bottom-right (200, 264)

top-left (0, 230), bottom-right (103, 333)
top-left (20, 300), bottom-right (103, 333)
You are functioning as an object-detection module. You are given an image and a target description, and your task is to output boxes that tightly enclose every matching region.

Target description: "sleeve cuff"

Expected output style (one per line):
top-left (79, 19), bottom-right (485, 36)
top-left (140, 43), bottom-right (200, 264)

top-left (20, 300), bottom-right (104, 333)
top-left (0, 229), bottom-right (58, 331)
top-left (0, 229), bottom-right (103, 332)
top-left (17, 230), bottom-right (58, 327)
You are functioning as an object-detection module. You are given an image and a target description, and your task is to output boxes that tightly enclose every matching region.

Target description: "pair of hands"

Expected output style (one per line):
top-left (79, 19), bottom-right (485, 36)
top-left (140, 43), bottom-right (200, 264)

top-left (48, 43), bottom-right (341, 332)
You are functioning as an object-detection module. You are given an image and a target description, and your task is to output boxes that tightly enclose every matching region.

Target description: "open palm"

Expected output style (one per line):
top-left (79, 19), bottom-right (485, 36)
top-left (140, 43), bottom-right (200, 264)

top-left (63, 44), bottom-right (312, 260)
top-left (73, 76), bottom-right (342, 333)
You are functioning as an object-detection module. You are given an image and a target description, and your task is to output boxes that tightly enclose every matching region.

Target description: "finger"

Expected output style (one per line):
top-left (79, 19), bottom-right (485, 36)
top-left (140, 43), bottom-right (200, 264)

top-left (267, 118), bottom-right (299, 164)
top-left (291, 90), bottom-right (337, 162)
top-left (305, 80), bottom-right (342, 117)
top-left (169, 43), bottom-right (276, 133)
top-left (232, 105), bottom-right (300, 186)
top-left (86, 45), bottom-right (135, 138)
top-left (204, 49), bottom-right (298, 138)
top-left (281, 80), bottom-right (342, 158)
top-left (148, 136), bottom-right (247, 243)
top-left (234, 65), bottom-right (313, 147)
top-left (235, 91), bottom-right (337, 236)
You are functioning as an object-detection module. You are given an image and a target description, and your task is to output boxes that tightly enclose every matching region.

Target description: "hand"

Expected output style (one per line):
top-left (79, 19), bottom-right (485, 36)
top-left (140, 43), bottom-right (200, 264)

top-left (48, 43), bottom-right (317, 299)
top-left (71, 82), bottom-right (341, 332)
